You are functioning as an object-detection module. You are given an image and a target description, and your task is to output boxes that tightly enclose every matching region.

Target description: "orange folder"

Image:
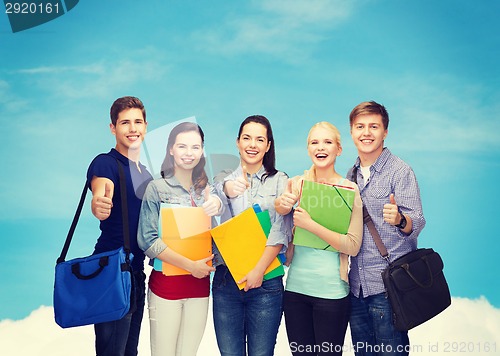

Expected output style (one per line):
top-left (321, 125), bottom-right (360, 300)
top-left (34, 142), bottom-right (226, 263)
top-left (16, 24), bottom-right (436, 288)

top-left (211, 208), bottom-right (282, 290)
top-left (159, 206), bottom-right (212, 276)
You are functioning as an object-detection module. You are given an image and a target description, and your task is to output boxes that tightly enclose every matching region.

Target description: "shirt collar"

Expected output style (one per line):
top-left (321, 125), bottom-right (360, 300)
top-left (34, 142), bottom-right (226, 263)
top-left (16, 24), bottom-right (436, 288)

top-left (371, 147), bottom-right (391, 173)
top-left (109, 148), bottom-right (129, 166)
top-left (163, 174), bottom-right (183, 188)
top-left (240, 164), bottom-right (267, 181)
top-left (354, 147), bottom-right (391, 173)
top-left (110, 148), bottom-right (149, 172)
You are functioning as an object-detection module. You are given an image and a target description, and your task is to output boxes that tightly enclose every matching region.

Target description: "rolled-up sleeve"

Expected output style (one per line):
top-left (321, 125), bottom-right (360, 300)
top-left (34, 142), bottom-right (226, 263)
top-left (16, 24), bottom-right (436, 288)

top-left (137, 182), bottom-right (167, 259)
top-left (395, 166), bottom-right (426, 242)
top-left (267, 172), bottom-right (292, 250)
top-left (267, 212), bottom-right (292, 251)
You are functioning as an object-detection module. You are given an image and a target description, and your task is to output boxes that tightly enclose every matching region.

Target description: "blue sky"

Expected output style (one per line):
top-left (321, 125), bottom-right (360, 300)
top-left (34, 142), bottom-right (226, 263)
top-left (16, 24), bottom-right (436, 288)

top-left (0, 0), bottom-right (499, 320)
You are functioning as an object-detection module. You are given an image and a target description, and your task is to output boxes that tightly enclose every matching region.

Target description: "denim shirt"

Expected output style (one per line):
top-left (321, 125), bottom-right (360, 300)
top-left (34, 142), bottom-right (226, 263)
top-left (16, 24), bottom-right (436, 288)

top-left (213, 165), bottom-right (293, 266)
top-left (137, 175), bottom-right (222, 259)
top-left (347, 148), bottom-right (426, 297)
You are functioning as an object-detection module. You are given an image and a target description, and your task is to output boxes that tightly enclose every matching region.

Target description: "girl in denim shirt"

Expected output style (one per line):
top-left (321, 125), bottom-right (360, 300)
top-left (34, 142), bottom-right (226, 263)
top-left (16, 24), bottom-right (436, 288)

top-left (213, 115), bottom-right (292, 356)
top-left (138, 122), bottom-right (222, 356)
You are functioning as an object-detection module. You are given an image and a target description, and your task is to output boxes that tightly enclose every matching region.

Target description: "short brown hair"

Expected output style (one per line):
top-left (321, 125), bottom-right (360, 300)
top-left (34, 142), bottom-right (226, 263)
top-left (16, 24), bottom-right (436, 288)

top-left (110, 96), bottom-right (146, 126)
top-left (349, 101), bottom-right (389, 130)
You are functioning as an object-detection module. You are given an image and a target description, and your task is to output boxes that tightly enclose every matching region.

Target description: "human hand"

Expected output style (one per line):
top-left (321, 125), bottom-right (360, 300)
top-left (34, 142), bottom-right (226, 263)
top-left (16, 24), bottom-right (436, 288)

top-left (237, 268), bottom-right (264, 292)
top-left (230, 165), bottom-right (250, 196)
top-left (383, 194), bottom-right (401, 226)
top-left (202, 186), bottom-right (220, 216)
top-left (191, 254), bottom-right (215, 279)
top-left (279, 180), bottom-right (298, 212)
top-left (92, 182), bottom-right (113, 221)
top-left (293, 206), bottom-right (312, 229)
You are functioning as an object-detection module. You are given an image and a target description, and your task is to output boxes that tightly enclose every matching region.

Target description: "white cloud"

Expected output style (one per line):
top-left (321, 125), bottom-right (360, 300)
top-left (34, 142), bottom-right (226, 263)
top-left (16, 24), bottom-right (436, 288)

top-left (16, 64), bottom-right (104, 75)
top-left (192, 0), bottom-right (354, 62)
top-left (1, 296), bottom-right (498, 356)
top-left (0, 80), bottom-right (28, 112)
top-left (12, 47), bottom-right (168, 100)
top-left (330, 68), bottom-right (500, 155)
top-left (387, 75), bottom-right (500, 154)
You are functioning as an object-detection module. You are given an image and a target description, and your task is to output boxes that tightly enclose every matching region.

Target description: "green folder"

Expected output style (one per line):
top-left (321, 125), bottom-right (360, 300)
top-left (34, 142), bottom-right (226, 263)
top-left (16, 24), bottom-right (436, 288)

top-left (256, 210), bottom-right (285, 280)
top-left (293, 180), bottom-right (354, 252)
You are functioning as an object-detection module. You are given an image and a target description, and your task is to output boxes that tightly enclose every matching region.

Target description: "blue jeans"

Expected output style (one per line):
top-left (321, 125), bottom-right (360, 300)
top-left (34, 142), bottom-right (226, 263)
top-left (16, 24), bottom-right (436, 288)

top-left (212, 265), bottom-right (284, 356)
top-left (94, 270), bottom-right (146, 356)
top-left (350, 291), bottom-right (409, 356)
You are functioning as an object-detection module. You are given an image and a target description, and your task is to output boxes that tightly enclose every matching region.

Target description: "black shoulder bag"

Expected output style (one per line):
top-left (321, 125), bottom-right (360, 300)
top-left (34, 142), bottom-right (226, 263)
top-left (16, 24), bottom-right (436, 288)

top-left (352, 166), bottom-right (451, 331)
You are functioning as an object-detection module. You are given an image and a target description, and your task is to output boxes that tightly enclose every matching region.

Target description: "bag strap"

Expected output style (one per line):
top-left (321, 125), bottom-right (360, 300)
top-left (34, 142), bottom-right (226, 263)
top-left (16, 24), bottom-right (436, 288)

top-left (351, 165), bottom-right (390, 262)
top-left (57, 154), bottom-right (130, 263)
top-left (116, 159), bottom-right (131, 260)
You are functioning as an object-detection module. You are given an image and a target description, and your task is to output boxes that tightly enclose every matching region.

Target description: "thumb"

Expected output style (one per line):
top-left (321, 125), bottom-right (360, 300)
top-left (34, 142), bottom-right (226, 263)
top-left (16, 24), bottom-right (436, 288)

top-left (204, 186), bottom-right (210, 202)
top-left (389, 193), bottom-right (397, 205)
top-left (242, 165), bottom-right (249, 183)
top-left (286, 179), bottom-right (293, 194)
top-left (203, 254), bottom-right (214, 263)
top-left (104, 182), bottom-right (113, 199)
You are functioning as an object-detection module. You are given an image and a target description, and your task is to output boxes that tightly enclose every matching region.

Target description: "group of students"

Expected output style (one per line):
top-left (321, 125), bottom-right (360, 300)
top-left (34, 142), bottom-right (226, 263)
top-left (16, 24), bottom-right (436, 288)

top-left (86, 96), bottom-right (425, 356)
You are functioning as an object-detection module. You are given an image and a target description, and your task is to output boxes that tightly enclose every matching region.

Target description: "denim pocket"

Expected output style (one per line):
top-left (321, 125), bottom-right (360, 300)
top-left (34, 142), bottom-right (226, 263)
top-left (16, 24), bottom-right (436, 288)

top-left (212, 266), bottom-right (228, 291)
top-left (260, 276), bottom-right (284, 293)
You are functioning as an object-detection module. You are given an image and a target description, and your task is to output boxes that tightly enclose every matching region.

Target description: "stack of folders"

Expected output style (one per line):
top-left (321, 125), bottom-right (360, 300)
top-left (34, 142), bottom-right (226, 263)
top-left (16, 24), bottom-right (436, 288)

top-left (154, 204), bottom-right (212, 276)
top-left (293, 180), bottom-right (354, 252)
top-left (211, 206), bottom-right (284, 290)
top-left (154, 204), bottom-right (284, 290)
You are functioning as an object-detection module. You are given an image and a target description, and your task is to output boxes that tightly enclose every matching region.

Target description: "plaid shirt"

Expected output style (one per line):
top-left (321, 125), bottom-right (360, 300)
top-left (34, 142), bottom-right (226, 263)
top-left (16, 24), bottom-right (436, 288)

top-left (347, 148), bottom-right (426, 297)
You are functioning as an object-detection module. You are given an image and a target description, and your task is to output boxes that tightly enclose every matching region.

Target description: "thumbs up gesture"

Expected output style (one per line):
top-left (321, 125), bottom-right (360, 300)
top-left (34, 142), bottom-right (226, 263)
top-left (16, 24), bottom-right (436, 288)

top-left (91, 180), bottom-right (114, 221)
top-left (277, 179), bottom-right (298, 214)
top-left (225, 165), bottom-right (251, 198)
top-left (202, 185), bottom-right (221, 217)
top-left (383, 193), bottom-right (401, 226)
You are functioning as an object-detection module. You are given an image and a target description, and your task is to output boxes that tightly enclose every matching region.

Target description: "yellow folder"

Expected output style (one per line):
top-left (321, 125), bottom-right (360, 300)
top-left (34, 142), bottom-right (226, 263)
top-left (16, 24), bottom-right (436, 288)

top-left (293, 180), bottom-right (354, 252)
top-left (211, 208), bottom-right (282, 290)
top-left (159, 206), bottom-right (212, 276)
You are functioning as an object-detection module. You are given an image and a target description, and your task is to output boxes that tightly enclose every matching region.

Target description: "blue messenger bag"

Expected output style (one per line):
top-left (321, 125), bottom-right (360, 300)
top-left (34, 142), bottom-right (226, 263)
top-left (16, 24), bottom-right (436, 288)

top-left (54, 156), bottom-right (134, 328)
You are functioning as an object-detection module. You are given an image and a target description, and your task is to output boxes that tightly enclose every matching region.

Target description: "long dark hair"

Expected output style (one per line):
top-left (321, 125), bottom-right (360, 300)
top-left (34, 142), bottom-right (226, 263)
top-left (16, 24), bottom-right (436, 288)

top-left (160, 122), bottom-right (208, 194)
top-left (237, 115), bottom-right (278, 180)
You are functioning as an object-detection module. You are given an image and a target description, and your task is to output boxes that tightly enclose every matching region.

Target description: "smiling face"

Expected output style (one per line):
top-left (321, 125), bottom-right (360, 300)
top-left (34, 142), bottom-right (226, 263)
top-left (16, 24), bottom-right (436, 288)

top-left (350, 113), bottom-right (388, 165)
top-left (307, 125), bottom-right (342, 170)
top-left (169, 130), bottom-right (204, 173)
top-left (110, 108), bottom-right (147, 156)
top-left (236, 121), bottom-right (271, 173)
